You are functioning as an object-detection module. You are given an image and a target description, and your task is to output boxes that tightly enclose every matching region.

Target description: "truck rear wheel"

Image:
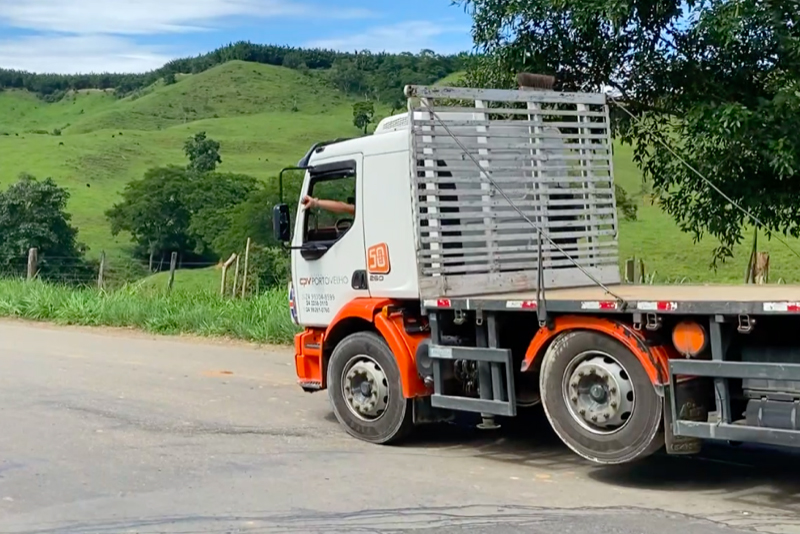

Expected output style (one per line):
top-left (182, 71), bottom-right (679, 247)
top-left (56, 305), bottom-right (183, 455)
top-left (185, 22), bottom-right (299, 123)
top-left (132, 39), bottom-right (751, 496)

top-left (539, 331), bottom-right (664, 464)
top-left (327, 332), bottom-right (413, 444)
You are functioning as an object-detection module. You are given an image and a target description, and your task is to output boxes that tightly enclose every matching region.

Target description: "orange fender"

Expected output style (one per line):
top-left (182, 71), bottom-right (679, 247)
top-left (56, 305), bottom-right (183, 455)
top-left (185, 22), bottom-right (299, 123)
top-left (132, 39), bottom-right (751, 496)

top-left (294, 298), bottom-right (429, 398)
top-left (521, 316), bottom-right (672, 386)
top-left (374, 312), bottom-right (429, 398)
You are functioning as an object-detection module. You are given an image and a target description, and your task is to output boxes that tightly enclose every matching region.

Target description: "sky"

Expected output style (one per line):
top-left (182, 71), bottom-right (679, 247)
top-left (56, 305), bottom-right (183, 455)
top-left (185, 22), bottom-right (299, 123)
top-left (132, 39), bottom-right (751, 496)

top-left (0, 0), bottom-right (475, 74)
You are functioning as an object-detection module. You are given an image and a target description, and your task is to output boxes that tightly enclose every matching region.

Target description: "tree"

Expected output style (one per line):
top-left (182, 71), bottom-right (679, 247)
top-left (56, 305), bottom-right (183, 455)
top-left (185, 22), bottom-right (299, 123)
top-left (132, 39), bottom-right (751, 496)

top-left (184, 172), bottom-right (261, 255)
top-left (184, 131), bottom-right (221, 174)
top-left (389, 98), bottom-right (405, 115)
top-left (0, 173), bottom-right (87, 277)
top-left (353, 101), bottom-right (375, 135)
top-left (459, 0), bottom-right (800, 264)
top-left (106, 166), bottom-right (195, 268)
top-left (105, 166), bottom-right (260, 265)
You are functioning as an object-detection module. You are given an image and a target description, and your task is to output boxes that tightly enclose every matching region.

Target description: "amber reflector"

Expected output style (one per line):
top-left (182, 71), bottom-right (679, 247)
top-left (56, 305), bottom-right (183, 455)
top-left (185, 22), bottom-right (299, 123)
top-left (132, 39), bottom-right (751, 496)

top-left (672, 321), bottom-right (707, 356)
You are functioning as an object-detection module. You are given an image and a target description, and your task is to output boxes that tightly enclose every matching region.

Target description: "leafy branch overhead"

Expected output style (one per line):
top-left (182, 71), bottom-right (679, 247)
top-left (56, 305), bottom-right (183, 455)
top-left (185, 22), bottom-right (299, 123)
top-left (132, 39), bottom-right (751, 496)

top-left (459, 0), bottom-right (800, 264)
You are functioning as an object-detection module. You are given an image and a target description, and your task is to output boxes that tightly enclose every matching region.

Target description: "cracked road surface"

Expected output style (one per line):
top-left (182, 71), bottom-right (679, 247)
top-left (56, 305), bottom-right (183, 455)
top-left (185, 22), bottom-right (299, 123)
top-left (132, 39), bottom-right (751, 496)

top-left (1, 321), bottom-right (800, 533)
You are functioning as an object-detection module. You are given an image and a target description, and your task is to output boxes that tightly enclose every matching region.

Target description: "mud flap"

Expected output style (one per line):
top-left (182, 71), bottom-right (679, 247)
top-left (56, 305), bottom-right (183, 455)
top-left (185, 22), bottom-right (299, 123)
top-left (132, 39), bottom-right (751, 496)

top-left (663, 377), bottom-right (712, 455)
top-left (413, 396), bottom-right (456, 426)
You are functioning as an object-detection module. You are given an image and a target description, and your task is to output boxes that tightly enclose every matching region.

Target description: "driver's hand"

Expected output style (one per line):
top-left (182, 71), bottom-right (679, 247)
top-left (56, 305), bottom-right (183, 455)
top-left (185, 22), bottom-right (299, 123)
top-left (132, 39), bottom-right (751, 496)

top-left (301, 195), bottom-right (315, 209)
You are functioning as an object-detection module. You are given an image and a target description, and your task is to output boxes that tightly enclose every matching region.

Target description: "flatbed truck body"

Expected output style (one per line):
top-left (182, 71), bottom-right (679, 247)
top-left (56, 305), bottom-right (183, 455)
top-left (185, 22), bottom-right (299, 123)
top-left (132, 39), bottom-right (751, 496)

top-left (272, 81), bottom-right (800, 464)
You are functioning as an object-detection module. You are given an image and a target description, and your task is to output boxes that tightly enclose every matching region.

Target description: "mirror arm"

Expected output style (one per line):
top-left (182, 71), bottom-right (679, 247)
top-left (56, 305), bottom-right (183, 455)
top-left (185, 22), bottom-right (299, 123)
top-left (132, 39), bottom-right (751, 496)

top-left (278, 166), bottom-right (311, 204)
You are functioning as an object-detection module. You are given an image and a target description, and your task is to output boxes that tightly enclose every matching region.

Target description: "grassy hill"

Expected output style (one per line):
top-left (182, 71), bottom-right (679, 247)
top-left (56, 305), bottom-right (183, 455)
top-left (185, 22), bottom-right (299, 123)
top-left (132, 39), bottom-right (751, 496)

top-left (435, 71), bottom-right (467, 85)
top-left (67, 62), bottom-right (351, 133)
top-left (0, 61), bottom-right (368, 260)
top-left (2, 58), bottom-right (800, 284)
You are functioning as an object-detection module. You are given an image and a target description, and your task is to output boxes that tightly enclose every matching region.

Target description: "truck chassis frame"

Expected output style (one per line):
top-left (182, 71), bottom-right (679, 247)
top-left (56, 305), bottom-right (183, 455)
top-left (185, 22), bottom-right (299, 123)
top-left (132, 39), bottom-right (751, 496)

top-left (422, 286), bottom-right (800, 452)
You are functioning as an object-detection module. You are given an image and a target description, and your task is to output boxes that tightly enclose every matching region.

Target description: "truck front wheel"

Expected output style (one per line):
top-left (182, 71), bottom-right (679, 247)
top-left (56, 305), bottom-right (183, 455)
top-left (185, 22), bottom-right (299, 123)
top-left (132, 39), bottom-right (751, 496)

top-left (539, 331), bottom-right (664, 464)
top-left (327, 332), bottom-right (414, 444)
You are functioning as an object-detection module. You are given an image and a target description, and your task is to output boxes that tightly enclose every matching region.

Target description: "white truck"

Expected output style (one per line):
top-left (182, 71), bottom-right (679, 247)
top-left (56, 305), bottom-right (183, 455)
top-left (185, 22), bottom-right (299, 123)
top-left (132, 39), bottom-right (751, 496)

top-left (272, 81), bottom-right (800, 465)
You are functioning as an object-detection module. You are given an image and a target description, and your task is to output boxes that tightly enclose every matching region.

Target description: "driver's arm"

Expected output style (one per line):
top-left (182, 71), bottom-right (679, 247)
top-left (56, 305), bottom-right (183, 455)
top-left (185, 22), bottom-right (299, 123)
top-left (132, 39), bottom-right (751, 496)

top-left (302, 196), bottom-right (355, 216)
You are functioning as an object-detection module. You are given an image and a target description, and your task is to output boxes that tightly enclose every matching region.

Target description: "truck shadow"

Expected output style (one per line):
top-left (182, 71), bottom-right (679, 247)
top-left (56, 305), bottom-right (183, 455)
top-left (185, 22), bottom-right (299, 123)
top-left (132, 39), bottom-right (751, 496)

top-left (401, 409), bottom-right (800, 515)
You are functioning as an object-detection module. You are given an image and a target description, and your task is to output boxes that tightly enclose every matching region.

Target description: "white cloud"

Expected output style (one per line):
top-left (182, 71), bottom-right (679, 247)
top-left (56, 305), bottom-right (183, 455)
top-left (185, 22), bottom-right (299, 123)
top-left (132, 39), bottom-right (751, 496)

top-left (0, 0), bottom-right (373, 35)
top-left (306, 20), bottom-right (469, 54)
top-left (0, 34), bottom-right (172, 73)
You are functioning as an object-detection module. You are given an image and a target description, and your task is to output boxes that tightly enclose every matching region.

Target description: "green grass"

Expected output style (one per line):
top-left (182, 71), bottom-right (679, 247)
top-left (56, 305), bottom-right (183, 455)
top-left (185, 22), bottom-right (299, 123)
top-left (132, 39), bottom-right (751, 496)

top-left (0, 88), bottom-right (117, 134)
top-left (435, 71), bottom-right (467, 85)
top-left (140, 267), bottom-right (221, 293)
top-left (68, 62), bottom-right (351, 133)
top-left (0, 278), bottom-right (299, 344)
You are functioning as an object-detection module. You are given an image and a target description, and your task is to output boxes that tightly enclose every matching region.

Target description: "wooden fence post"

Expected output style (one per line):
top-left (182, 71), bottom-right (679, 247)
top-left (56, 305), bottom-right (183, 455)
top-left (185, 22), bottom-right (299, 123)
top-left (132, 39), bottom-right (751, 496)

top-left (624, 258), bottom-right (635, 284)
top-left (220, 253), bottom-right (237, 296)
top-left (97, 251), bottom-right (106, 289)
top-left (745, 228), bottom-right (758, 283)
top-left (27, 248), bottom-right (38, 281)
top-left (232, 254), bottom-right (241, 297)
top-left (168, 251), bottom-right (178, 292)
top-left (755, 252), bottom-right (770, 285)
top-left (241, 237), bottom-right (251, 298)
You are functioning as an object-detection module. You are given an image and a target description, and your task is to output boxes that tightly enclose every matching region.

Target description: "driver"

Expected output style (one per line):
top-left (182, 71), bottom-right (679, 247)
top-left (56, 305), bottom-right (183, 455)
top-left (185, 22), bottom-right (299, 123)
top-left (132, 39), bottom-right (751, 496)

top-left (301, 195), bottom-right (355, 216)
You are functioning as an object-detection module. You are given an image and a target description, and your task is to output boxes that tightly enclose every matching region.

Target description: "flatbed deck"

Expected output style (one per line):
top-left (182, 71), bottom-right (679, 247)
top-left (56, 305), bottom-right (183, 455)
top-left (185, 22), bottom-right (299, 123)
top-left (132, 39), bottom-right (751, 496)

top-left (422, 284), bottom-right (800, 315)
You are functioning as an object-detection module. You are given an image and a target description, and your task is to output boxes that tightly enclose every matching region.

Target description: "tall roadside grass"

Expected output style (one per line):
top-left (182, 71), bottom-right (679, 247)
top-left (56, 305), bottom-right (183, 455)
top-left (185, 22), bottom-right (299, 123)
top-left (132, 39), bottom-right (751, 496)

top-left (0, 279), bottom-right (299, 344)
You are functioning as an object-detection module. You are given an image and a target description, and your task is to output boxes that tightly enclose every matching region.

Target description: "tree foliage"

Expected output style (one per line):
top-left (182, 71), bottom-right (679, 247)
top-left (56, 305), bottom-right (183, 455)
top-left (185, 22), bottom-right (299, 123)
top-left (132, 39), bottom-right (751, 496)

top-left (0, 173), bottom-right (88, 278)
top-left (104, 131), bottom-right (298, 272)
top-left (184, 131), bottom-right (222, 174)
top-left (459, 0), bottom-right (800, 263)
top-left (105, 165), bottom-right (261, 263)
top-left (0, 41), bottom-right (468, 103)
top-left (106, 165), bottom-right (196, 262)
top-left (353, 101), bottom-right (376, 134)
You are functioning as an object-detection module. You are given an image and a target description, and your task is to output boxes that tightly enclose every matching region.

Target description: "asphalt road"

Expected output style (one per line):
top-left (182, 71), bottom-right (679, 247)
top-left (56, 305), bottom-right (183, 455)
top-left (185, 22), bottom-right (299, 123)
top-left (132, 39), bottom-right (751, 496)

top-left (2, 321), bottom-right (800, 534)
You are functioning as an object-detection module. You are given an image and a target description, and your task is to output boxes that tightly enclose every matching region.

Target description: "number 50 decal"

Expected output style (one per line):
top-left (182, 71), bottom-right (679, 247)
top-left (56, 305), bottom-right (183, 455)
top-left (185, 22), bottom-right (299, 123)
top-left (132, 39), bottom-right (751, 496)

top-left (367, 243), bottom-right (391, 275)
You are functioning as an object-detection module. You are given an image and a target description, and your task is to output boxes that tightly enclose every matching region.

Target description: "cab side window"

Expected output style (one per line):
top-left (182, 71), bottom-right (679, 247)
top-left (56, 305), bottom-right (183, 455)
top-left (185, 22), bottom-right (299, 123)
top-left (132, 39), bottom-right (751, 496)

top-left (303, 164), bottom-right (357, 245)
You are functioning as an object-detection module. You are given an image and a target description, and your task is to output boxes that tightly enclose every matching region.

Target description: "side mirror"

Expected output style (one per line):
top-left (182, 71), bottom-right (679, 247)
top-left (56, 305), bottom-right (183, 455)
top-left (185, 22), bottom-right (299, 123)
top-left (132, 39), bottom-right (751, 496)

top-left (272, 203), bottom-right (290, 243)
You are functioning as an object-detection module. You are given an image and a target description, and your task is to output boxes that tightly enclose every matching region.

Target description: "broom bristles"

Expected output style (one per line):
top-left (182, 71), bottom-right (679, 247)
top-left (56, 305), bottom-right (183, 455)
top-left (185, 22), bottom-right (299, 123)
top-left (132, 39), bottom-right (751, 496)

top-left (516, 72), bottom-right (555, 90)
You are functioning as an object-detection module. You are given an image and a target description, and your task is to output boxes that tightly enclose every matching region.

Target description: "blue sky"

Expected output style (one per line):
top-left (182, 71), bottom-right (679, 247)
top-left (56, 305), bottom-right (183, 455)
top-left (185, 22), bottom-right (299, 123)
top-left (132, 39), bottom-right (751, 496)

top-left (0, 0), bottom-right (475, 74)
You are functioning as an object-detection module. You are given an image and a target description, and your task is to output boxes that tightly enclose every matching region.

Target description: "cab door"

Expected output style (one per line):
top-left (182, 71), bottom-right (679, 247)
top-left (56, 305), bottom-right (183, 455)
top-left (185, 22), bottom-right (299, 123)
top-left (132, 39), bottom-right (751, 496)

top-left (291, 156), bottom-right (367, 327)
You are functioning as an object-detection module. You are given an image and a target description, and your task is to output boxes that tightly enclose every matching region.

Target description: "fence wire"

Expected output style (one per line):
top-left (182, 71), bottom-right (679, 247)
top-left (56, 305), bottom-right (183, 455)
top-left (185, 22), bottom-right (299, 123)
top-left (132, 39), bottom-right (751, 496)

top-left (1, 251), bottom-right (289, 297)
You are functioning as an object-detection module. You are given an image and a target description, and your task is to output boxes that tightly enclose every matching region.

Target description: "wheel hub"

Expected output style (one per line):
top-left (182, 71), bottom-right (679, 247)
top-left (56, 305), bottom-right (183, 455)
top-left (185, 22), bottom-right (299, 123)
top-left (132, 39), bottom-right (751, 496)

top-left (343, 357), bottom-right (389, 421)
top-left (589, 383), bottom-right (607, 403)
top-left (565, 354), bottom-right (634, 434)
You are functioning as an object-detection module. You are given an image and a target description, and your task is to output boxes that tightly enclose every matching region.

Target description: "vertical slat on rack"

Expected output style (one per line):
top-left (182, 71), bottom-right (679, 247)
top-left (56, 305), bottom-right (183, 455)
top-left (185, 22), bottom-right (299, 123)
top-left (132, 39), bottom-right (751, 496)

top-left (528, 100), bottom-right (546, 280)
top-left (578, 103), bottom-right (599, 264)
top-left (420, 98), bottom-right (441, 279)
top-left (474, 99), bottom-right (495, 273)
top-left (603, 102), bottom-right (620, 249)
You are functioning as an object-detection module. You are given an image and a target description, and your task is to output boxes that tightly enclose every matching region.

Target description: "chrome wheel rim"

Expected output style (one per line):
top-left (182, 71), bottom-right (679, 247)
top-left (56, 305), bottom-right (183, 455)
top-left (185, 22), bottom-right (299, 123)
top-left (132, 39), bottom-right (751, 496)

top-left (341, 355), bottom-right (389, 421)
top-left (561, 350), bottom-right (635, 435)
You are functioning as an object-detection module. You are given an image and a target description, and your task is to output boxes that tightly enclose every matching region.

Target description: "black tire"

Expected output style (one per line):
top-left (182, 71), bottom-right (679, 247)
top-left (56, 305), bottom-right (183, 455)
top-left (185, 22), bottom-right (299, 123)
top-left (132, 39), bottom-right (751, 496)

top-left (327, 331), bottom-right (413, 444)
top-left (540, 331), bottom-right (664, 464)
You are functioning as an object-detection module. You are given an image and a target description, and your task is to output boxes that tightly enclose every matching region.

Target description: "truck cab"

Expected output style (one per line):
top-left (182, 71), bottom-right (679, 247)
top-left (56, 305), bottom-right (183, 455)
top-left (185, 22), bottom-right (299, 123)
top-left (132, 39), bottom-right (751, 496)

top-left (280, 114), bottom-right (422, 329)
